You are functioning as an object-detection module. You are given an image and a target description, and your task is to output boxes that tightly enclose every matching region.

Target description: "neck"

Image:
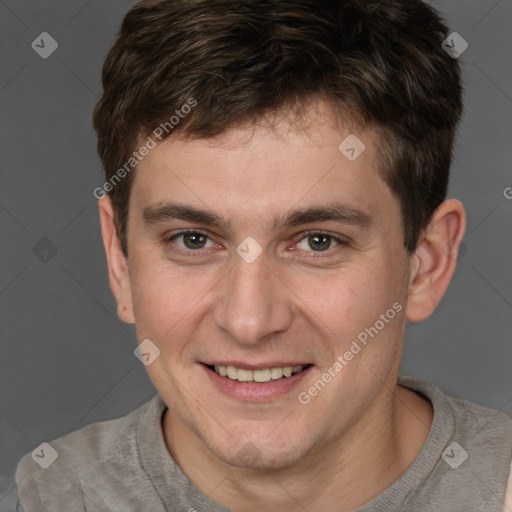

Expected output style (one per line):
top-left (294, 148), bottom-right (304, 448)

top-left (163, 383), bottom-right (433, 512)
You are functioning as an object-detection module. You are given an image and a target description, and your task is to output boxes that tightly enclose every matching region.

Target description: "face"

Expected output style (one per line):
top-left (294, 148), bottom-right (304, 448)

top-left (119, 101), bottom-right (413, 470)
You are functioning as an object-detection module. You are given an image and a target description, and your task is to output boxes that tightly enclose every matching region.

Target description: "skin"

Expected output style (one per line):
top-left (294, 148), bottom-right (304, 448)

top-left (98, 100), bottom-right (466, 511)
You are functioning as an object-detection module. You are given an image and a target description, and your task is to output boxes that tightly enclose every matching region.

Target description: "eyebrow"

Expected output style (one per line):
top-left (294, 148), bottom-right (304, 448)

top-left (142, 201), bottom-right (373, 232)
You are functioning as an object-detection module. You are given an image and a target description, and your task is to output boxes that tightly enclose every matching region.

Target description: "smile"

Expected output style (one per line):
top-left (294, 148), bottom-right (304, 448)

top-left (201, 362), bottom-right (314, 401)
top-left (206, 364), bottom-right (310, 383)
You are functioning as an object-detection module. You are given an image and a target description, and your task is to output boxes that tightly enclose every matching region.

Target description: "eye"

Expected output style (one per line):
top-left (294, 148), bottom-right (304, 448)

top-left (296, 232), bottom-right (343, 252)
top-left (168, 231), bottom-right (216, 251)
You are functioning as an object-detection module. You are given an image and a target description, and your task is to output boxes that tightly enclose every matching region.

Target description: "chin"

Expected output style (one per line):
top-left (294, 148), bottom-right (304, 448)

top-left (208, 436), bottom-right (308, 471)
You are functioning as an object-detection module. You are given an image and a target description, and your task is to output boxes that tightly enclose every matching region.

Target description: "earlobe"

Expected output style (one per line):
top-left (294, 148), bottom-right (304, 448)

top-left (98, 196), bottom-right (135, 324)
top-left (405, 199), bottom-right (466, 322)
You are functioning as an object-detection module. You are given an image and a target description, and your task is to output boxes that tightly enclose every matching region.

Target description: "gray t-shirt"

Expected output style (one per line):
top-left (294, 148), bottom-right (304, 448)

top-left (14, 376), bottom-right (512, 511)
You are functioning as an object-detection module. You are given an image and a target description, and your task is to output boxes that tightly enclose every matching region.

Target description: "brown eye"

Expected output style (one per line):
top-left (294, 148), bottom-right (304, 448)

top-left (182, 232), bottom-right (208, 249)
top-left (297, 233), bottom-right (340, 252)
top-left (168, 231), bottom-right (215, 251)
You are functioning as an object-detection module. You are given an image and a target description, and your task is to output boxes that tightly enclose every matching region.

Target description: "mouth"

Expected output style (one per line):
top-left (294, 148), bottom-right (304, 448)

top-left (203, 363), bottom-right (312, 383)
top-left (201, 362), bottom-right (314, 402)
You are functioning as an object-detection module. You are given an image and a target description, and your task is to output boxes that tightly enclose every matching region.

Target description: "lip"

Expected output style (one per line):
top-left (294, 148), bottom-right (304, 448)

top-left (202, 361), bottom-right (311, 371)
top-left (201, 363), bottom-right (314, 402)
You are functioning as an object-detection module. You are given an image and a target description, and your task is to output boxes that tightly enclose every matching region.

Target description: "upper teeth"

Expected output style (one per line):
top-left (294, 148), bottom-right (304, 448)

top-left (214, 365), bottom-right (305, 382)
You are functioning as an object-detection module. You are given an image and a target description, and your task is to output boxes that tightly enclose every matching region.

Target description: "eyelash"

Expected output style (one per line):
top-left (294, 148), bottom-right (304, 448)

top-left (164, 229), bottom-right (349, 259)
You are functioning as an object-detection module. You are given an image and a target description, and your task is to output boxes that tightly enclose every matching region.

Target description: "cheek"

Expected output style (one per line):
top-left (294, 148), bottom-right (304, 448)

top-left (129, 262), bottom-right (215, 337)
top-left (297, 259), bottom-right (405, 354)
top-left (301, 265), bottom-right (386, 327)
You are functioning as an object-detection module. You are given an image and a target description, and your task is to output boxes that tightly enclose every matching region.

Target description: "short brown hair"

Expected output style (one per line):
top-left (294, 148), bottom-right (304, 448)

top-left (93, 0), bottom-right (463, 257)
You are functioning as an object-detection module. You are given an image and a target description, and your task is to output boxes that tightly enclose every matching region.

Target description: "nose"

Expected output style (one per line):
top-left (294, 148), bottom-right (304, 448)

top-left (212, 250), bottom-right (294, 346)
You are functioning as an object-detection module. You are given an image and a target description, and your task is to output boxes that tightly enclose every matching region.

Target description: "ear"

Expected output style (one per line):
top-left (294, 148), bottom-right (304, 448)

top-left (405, 199), bottom-right (467, 322)
top-left (98, 195), bottom-right (135, 324)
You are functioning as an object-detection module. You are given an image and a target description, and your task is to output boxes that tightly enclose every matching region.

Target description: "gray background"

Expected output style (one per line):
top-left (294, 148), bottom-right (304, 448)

top-left (0, 0), bottom-right (511, 487)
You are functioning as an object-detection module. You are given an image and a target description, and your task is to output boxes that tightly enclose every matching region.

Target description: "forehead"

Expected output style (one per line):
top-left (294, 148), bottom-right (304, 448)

top-left (129, 102), bottom-right (399, 234)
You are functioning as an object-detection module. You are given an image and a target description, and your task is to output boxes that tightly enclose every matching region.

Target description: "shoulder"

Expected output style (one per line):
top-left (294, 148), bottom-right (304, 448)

top-left (15, 395), bottom-right (163, 512)
top-left (400, 375), bottom-right (512, 438)
top-left (17, 395), bottom-right (156, 471)
top-left (445, 391), bottom-right (512, 443)
top-left (399, 376), bottom-right (512, 510)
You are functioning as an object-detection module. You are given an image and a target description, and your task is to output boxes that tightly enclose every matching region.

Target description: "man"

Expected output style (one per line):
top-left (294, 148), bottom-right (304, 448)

top-left (14, 0), bottom-right (512, 510)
